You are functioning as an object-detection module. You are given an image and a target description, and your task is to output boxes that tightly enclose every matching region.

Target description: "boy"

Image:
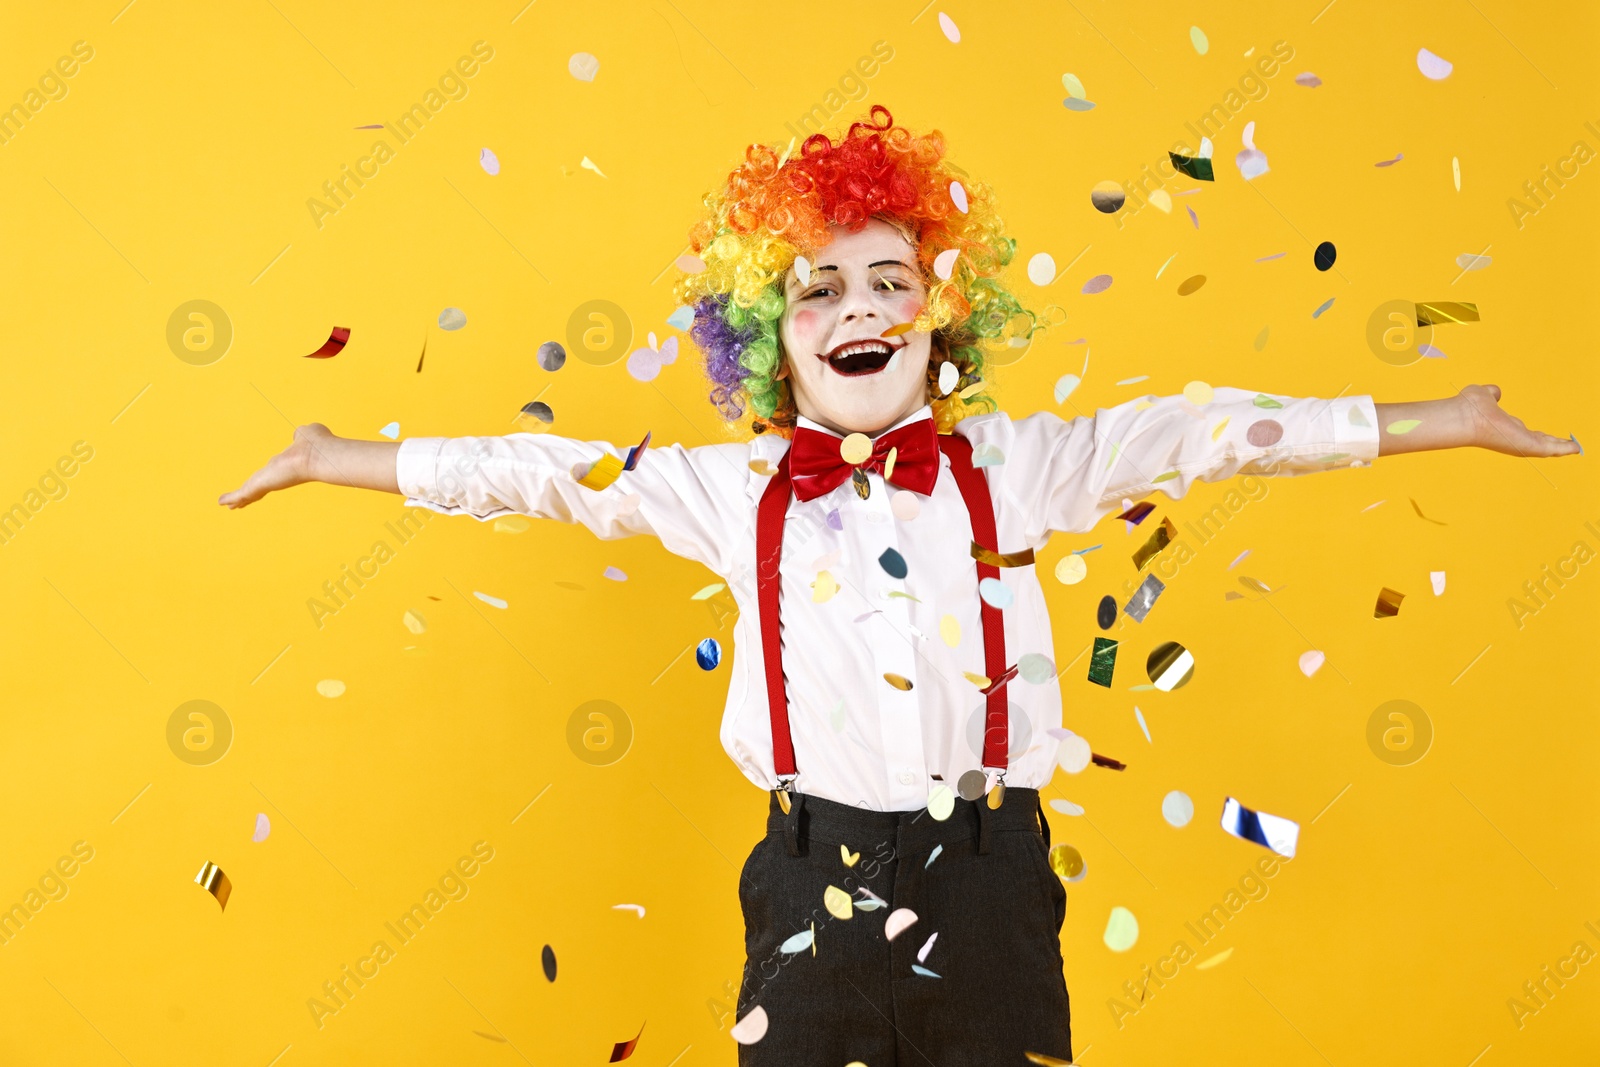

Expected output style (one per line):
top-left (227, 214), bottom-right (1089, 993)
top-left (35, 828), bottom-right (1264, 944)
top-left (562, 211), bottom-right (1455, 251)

top-left (220, 106), bottom-right (1576, 1065)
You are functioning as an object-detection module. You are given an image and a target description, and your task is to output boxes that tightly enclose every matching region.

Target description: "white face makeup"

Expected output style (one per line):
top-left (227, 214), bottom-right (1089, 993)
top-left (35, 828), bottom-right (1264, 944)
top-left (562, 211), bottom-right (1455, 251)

top-left (776, 218), bottom-right (934, 437)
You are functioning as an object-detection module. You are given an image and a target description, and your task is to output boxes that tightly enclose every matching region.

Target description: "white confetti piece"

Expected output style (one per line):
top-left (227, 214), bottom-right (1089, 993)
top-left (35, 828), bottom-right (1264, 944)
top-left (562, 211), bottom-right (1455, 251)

top-left (730, 1006), bottom-right (768, 1044)
top-left (1027, 252), bottom-right (1056, 286)
top-left (1417, 47), bottom-right (1453, 80)
top-left (479, 147), bottom-right (500, 175)
top-left (568, 52), bottom-right (599, 81)
top-left (474, 591), bottom-right (508, 609)
top-left (252, 813), bottom-right (271, 841)
top-left (916, 931), bottom-right (939, 963)
top-left (611, 904), bottom-right (646, 917)
top-left (1431, 571), bottom-right (1446, 595)
top-left (316, 679), bottom-right (345, 698)
top-left (603, 566), bottom-right (627, 581)
top-left (885, 908), bottom-right (918, 940)
top-left (403, 610), bottom-right (427, 634)
top-left (1054, 374), bottom-right (1081, 404)
top-left (933, 248), bottom-right (960, 281)
top-left (1134, 706), bottom-right (1151, 742)
top-left (938, 360), bottom-right (958, 395)
top-left (949, 179), bottom-right (968, 213)
top-left (937, 11), bottom-right (960, 42)
top-left (1104, 906), bottom-right (1139, 951)
top-left (1299, 650), bottom-right (1325, 677)
top-left (794, 255), bottom-right (811, 285)
top-left (1162, 791), bottom-right (1193, 827)
top-left (438, 307), bottom-right (467, 331)
top-left (1056, 732), bottom-right (1091, 773)
top-left (1049, 799), bottom-right (1085, 816)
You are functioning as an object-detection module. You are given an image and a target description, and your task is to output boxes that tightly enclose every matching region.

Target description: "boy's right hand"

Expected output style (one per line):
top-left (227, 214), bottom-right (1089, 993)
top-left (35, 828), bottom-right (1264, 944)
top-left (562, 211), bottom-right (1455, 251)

top-left (217, 423), bottom-right (334, 509)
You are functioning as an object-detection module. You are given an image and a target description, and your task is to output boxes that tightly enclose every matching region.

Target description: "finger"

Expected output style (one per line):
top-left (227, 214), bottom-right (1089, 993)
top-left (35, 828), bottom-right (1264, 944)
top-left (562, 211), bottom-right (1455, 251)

top-left (1485, 384), bottom-right (1501, 401)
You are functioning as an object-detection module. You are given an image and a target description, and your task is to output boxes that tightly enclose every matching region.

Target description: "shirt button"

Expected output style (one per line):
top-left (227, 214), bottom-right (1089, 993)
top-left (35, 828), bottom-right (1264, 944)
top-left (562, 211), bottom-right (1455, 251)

top-left (898, 771), bottom-right (916, 785)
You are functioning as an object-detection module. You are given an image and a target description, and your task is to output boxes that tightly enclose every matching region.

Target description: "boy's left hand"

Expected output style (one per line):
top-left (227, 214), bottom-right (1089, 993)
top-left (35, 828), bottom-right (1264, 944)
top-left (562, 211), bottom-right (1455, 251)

top-left (1458, 384), bottom-right (1580, 458)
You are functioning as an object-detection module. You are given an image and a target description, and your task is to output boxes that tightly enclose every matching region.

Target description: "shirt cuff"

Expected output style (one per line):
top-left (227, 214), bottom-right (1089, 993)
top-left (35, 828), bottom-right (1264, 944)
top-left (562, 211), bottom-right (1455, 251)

top-left (1333, 395), bottom-right (1381, 467)
top-left (395, 437), bottom-right (446, 500)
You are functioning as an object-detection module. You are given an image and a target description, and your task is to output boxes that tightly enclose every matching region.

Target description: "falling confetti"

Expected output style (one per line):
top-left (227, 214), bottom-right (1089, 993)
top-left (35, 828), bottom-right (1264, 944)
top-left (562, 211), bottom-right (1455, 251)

top-left (1298, 650), bottom-right (1326, 677)
top-left (1453, 156), bottom-right (1461, 191)
top-left (1081, 274), bottom-right (1113, 294)
top-left (1456, 253), bottom-right (1492, 271)
top-left (603, 566), bottom-right (627, 581)
top-left (949, 179), bottom-right (968, 213)
top-left (1054, 554), bottom-right (1087, 584)
top-left (519, 401), bottom-right (554, 426)
top-left (1374, 587), bottom-right (1406, 618)
top-left (479, 147), bottom-right (500, 175)
top-left (1195, 947), bottom-right (1234, 970)
top-left (1294, 71), bottom-right (1322, 87)
top-left (1027, 253), bottom-right (1056, 286)
top-left (1314, 241), bottom-right (1337, 271)
top-left (194, 861), bottom-right (232, 911)
top-left (1430, 571), bottom-right (1446, 595)
top-left (937, 11), bottom-right (960, 42)
top-left (729, 1006), bottom-right (768, 1045)
top-left (696, 638), bottom-right (722, 670)
top-left (883, 672), bottom-right (913, 691)
top-left (438, 307), bottom-right (467, 331)
top-left (378, 422), bottom-right (399, 439)
top-left (1187, 204), bottom-right (1200, 228)
top-left (610, 1022), bottom-right (645, 1062)
top-left (1415, 301), bottom-right (1479, 326)
top-left (1168, 152), bottom-right (1215, 181)
top-left (1162, 791), bottom-right (1194, 828)
top-left (1375, 152), bottom-right (1404, 167)
top-left (580, 156), bottom-right (607, 178)
top-left (612, 904), bottom-right (646, 917)
top-left (1050, 799), bottom-right (1085, 815)
top-left (1177, 275), bottom-right (1206, 296)
top-left (1221, 797), bottom-right (1299, 857)
top-left (403, 610), bottom-right (427, 633)
top-left (1088, 637), bottom-right (1118, 687)
top-left (568, 52), bottom-right (599, 81)
top-left (474, 591), bottom-right (508, 609)
top-left (1104, 906), bottom-right (1139, 951)
top-left (1056, 732), bottom-right (1092, 773)
top-left (1190, 25), bottom-right (1209, 53)
top-left (542, 944), bottom-right (557, 981)
top-left (1312, 297), bottom-right (1336, 318)
top-left (1062, 72), bottom-right (1088, 99)
top-left (474, 1031), bottom-right (508, 1042)
top-left (1090, 180), bottom-right (1127, 213)
top-left (1146, 641), bottom-right (1194, 690)
top-left (978, 577), bottom-right (1013, 608)
top-left (885, 909), bottom-right (918, 940)
top-left (316, 679), bottom-right (345, 698)
top-left (1385, 419), bottom-right (1422, 434)
top-left (251, 813), bottom-right (271, 842)
top-left (1048, 843), bottom-right (1084, 881)
top-left (1134, 706), bottom-right (1151, 742)
top-left (302, 327), bottom-right (350, 359)
top-left (1417, 47), bottom-right (1453, 80)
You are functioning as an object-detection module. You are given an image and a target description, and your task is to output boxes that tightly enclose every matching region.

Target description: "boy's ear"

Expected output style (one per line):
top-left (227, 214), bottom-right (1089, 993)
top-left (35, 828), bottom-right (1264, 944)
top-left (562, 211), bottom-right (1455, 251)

top-left (774, 358), bottom-right (789, 382)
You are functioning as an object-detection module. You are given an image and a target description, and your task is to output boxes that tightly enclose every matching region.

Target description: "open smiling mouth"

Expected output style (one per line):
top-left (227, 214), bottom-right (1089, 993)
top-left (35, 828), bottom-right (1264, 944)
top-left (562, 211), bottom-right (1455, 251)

top-left (820, 339), bottom-right (901, 377)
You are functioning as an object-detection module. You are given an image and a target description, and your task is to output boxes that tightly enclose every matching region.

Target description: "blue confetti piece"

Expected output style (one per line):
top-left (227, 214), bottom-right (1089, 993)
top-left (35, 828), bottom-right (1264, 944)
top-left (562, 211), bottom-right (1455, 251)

top-left (1073, 544), bottom-right (1102, 555)
top-left (924, 844), bottom-right (943, 869)
top-left (695, 638), bottom-right (721, 671)
top-left (1311, 297), bottom-right (1336, 319)
top-left (878, 548), bottom-right (908, 579)
top-left (978, 577), bottom-right (1013, 609)
top-left (1062, 97), bottom-right (1096, 111)
top-left (666, 305), bottom-right (695, 331)
top-left (1571, 433), bottom-right (1583, 455)
top-left (911, 964), bottom-right (942, 978)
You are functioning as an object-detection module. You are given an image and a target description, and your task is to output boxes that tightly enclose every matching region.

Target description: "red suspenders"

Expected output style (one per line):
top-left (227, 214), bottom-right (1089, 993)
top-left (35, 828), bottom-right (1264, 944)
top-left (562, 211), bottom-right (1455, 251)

top-left (754, 431), bottom-right (1009, 801)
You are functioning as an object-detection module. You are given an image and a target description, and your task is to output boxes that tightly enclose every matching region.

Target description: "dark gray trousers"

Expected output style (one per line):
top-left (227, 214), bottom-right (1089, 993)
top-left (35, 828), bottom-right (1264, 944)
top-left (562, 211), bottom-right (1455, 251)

top-left (735, 786), bottom-right (1073, 1065)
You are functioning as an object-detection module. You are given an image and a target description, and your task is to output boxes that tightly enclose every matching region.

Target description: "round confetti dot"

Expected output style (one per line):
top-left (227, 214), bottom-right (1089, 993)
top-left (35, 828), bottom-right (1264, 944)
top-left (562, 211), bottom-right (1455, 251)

top-left (1314, 241), bottom-right (1338, 271)
top-left (927, 784), bottom-right (955, 821)
top-left (1057, 732), bottom-right (1091, 773)
top-left (957, 769), bottom-right (988, 801)
top-left (568, 52), bottom-right (600, 81)
top-left (438, 307), bottom-right (467, 331)
top-left (1147, 641), bottom-right (1195, 691)
top-left (1027, 252), bottom-right (1057, 286)
top-left (537, 340), bottom-right (566, 371)
top-left (1019, 653), bottom-right (1056, 684)
top-left (1090, 180), bottom-right (1126, 214)
top-left (695, 638), bottom-right (722, 671)
top-left (891, 490), bottom-right (921, 521)
top-left (1096, 595), bottom-right (1117, 629)
top-left (939, 614), bottom-right (961, 647)
top-left (729, 1005), bottom-right (768, 1045)
top-left (1055, 554), bottom-right (1088, 584)
top-left (978, 577), bottom-right (1013, 609)
top-left (878, 548), bottom-right (908, 580)
top-left (1416, 47), bottom-right (1452, 80)
top-left (316, 679), bottom-right (345, 698)
top-left (840, 433), bottom-right (872, 465)
top-left (1246, 419), bottom-right (1284, 447)
top-left (1104, 906), bottom-right (1140, 951)
top-left (626, 347), bottom-right (661, 382)
top-left (1177, 275), bottom-right (1206, 296)
top-left (1048, 843), bottom-right (1085, 881)
top-left (521, 401), bottom-right (554, 424)
top-left (1081, 274), bottom-right (1113, 294)
top-left (1183, 380), bottom-right (1214, 406)
top-left (1162, 790), bottom-right (1194, 828)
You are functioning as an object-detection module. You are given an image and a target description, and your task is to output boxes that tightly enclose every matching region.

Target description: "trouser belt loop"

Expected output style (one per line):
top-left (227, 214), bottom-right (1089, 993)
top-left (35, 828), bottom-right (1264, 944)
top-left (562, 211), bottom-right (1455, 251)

top-left (783, 791), bottom-right (806, 857)
top-left (976, 794), bottom-right (992, 856)
top-left (1037, 792), bottom-right (1052, 851)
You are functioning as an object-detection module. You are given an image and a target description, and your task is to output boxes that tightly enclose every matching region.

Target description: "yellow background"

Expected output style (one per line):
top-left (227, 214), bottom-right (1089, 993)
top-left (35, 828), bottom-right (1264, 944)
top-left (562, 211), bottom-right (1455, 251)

top-left (0, 1), bottom-right (1595, 1064)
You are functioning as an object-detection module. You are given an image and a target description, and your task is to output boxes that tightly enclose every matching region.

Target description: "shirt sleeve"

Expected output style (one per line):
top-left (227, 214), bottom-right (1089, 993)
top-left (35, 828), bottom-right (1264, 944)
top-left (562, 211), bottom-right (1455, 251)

top-left (394, 431), bottom-right (753, 574)
top-left (1007, 388), bottom-right (1381, 541)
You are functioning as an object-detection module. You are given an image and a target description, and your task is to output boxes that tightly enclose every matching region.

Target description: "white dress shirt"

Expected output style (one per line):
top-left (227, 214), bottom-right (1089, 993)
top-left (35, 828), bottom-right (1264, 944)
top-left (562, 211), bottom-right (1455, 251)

top-left (396, 388), bottom-right (1381, 812)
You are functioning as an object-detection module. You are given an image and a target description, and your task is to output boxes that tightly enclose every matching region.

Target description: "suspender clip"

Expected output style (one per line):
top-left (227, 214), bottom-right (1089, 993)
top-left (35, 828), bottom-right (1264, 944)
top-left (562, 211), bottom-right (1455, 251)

top-left (775, 776), bottom-right (796, 814)
top-left (985, 768), bottom-right (1007, 810)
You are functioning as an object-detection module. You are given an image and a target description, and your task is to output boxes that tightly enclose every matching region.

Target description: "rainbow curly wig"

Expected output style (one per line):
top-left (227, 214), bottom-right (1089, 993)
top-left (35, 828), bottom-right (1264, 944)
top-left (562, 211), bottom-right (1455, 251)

top-left (671, 105), bottom-right (1040, 438)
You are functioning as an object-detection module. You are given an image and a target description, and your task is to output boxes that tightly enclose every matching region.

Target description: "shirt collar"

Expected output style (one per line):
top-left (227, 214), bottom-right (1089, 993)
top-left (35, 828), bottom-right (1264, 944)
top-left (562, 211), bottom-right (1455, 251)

top-left (795, 404), bottom-right (933, 441)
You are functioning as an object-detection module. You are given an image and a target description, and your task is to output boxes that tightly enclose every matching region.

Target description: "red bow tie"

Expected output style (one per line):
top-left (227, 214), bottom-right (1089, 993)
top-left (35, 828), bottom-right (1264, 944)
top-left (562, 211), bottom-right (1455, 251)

top-left (788, 418), bottom-right (941, 502)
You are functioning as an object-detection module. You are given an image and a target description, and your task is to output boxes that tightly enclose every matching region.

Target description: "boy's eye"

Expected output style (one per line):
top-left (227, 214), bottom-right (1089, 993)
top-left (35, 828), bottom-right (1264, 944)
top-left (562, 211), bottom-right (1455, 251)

top-left (802, 277), bottom-right (914, 299)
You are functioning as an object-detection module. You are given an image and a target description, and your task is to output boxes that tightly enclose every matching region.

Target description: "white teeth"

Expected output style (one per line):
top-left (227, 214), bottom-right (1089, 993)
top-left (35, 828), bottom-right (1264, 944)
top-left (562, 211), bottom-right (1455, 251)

top-left (830, 341), bottom-right (893, 360)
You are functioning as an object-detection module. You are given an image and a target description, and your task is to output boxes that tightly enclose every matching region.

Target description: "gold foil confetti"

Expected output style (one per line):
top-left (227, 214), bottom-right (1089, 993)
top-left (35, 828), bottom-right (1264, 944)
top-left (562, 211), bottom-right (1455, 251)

top-left (195, 861), bottom-right (232, 911)
top-left (576, 451), bottom-right (625, 490)
top-left (1415, 301), bottom-right (1479, 326)
top-left (1146, 641), bottom-right (1194, 690)
top-left (852, 468), bottom-right (871, 500)
top-left (1025, 1053), bottom-right (1074, 1066)
top-left (884, 672), bottom-right (913, 691)
top-left (970, 542), bottom-right (1036, 568)
top-left (1132, 517), bottom-right (1178, 570)
top-left (1374, 587), bottom-right (1406, 618)
top-left (1048, 843), bottom-right (1084, 880)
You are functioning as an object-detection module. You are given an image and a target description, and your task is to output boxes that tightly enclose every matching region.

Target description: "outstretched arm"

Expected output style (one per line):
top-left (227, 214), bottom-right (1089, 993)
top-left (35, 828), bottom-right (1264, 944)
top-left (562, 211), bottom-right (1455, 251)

top-left (218, 423), bottom-right (398, 505)
top-left (1375, 384), bottom-right (1578, 458)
